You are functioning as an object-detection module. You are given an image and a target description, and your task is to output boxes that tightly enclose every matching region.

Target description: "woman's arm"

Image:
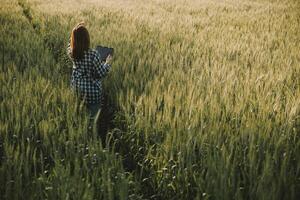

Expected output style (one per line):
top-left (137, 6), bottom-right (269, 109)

top-left (93, 52), bottom-right (111, 79)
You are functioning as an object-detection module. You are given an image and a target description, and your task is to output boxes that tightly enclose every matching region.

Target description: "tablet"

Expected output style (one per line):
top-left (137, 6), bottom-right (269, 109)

top-left (95, 45), bottom-right (114, 61)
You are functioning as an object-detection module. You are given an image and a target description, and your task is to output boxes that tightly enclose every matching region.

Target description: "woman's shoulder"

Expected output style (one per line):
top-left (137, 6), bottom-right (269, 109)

top-left (86, 48), bottom-right (98, 55)
top-left (87, 48), bottom-right (100, 58)
top-left (87, 48), bottom-right (101, 62)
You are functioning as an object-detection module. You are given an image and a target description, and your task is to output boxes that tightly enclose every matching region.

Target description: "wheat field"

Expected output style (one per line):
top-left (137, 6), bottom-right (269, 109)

top-left (0, 0), bottom-right (299, 199)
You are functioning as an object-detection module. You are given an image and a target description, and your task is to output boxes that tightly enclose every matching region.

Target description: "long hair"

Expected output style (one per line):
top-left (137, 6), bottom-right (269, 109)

top-left (70, 24), bottom-right (90, 60)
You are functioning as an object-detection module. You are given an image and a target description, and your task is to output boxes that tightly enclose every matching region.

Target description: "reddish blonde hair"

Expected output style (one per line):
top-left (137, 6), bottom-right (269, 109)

top-left (70, 23), bottom-right (90, 59)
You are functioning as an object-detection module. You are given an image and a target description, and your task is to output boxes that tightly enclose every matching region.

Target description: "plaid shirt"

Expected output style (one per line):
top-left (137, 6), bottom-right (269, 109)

top-left (67, 44), bottom-right (111, 105)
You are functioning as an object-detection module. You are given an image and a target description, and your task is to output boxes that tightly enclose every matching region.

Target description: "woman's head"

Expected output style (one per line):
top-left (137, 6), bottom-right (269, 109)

top-left (70, 23), bottom-right (90, 59)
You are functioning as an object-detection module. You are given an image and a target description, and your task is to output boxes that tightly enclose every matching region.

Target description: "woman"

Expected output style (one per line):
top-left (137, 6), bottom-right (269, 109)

top-left (67, 22), bottom-right (112, 123)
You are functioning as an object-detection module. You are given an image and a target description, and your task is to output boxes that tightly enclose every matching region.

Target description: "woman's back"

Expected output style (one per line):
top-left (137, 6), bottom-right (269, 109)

top-left (69, 47), bottom-right (111, 105)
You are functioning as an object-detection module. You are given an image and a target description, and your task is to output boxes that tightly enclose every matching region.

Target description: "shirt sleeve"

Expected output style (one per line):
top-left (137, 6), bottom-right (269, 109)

top-left (93, 51), bottom-right (111, 79)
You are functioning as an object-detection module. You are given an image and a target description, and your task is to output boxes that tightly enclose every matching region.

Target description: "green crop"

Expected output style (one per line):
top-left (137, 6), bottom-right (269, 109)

top-left (1, 0), bottom-right (299, 199)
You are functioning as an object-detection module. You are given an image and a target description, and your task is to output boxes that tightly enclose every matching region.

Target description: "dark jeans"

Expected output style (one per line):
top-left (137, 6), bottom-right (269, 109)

top-left (86, 102), bottom-right (102, 122)
top-left (86, 96), bottom-right (111, 147)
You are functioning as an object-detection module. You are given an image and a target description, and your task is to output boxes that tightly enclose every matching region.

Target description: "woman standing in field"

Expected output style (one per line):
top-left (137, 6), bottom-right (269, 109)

top-left (67, 22), bottom-right (113, 128)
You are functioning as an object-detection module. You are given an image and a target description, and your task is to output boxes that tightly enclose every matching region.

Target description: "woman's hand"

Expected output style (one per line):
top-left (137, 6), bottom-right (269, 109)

top-left (105, 54), bottom-right (113, 65)
top-left (76, 21), bottom-right (85, 27)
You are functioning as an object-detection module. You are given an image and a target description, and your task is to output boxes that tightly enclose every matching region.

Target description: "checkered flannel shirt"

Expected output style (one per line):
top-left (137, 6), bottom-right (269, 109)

top-left (67, 44), bottom-right (111, 105)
